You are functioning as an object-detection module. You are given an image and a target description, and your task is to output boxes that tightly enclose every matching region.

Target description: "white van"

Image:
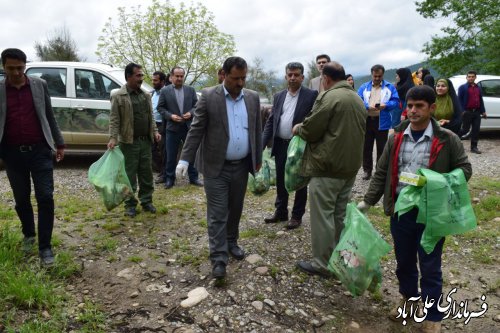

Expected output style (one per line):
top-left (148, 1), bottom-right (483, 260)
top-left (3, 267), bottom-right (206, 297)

top-left (24, 62), bottom-right (153, 152)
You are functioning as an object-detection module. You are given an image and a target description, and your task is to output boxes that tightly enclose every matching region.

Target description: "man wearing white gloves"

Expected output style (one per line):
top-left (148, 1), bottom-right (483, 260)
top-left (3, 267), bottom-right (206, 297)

top-left (175, 56), bottom-right (262, 279)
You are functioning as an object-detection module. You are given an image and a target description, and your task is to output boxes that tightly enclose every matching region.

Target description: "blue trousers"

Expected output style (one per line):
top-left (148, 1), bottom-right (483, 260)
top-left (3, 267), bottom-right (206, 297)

top-left (390, 208), bottom-right (445, 322)
top-left (165, 128), bottom-right (198, 183)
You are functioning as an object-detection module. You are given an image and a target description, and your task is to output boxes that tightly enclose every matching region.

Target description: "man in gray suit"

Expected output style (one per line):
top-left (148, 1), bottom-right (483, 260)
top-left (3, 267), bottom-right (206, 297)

top-left (157, 66), bottom-right (202, 189)
top-left (308, 54), bottom-right (330, 93)
top-left (262, 62), bottom-right (318, 229)
top-left (0, 48), bottom-right (65, 266)
top-left (176, 56), bottom-right (262, 279)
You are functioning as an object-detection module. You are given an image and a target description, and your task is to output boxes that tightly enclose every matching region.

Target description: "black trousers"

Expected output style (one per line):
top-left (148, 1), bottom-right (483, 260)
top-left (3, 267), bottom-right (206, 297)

top-left (273, 137), bottom-right (307, 219)
top-left (152, 121), bottom-right (165, 174)
top-left (363, 117), bottom-right (388, 174)
top-left (2, 143), bottom-right (55, 250)
top-left (459, 110), bottom-right (481, 148)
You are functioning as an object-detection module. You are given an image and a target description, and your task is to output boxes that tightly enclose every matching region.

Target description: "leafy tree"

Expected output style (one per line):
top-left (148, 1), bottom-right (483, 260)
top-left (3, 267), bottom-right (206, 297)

top-left (416, 0), bottom-right (500, 76)
top-left (34, 26), bottom-right (83, 61)
top-left (306, 60), bottom-right (319, 86)
top-left (245, 57), bottom-right (280, 101)
top-left (96, 0), bottom-right (236, 85)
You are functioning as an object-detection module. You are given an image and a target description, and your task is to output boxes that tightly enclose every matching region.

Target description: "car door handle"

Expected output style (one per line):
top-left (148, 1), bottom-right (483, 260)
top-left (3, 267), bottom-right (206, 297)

top-left (71, 105), bottom-right (86, 111)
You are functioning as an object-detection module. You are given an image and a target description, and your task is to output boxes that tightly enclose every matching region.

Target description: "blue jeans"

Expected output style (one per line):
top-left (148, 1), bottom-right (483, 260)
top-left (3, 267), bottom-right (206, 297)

top-left (164, 128), bottom-right (198, 183)
top-left (3, 143), bottom-right (55, 251)
top-left (390, 208), bottom-right (445, 322)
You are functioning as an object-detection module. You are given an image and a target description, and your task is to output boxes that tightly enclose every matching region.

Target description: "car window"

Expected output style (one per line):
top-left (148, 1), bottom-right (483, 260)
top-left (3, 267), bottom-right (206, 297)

top-left (75, 69), bottom-right (120, 100)
top-left (479, 80), bottom-right (500, 98)
top-left (26, 67), bottom-right (67, 97)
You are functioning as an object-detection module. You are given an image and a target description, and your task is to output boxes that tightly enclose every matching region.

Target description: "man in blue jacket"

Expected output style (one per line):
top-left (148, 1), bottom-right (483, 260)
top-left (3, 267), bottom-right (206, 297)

top-left (457, 70), bottom-right (486, 154)
top-left (357, 64), bottom-right (400, 180)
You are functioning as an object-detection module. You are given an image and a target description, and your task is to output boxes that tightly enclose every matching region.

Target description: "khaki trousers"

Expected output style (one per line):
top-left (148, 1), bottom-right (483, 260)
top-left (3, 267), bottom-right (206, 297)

top-left (309, 175), bottom-right (356, 273)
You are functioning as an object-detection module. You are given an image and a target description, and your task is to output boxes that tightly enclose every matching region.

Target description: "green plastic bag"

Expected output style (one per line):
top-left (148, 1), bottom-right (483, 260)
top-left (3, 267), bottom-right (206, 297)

top-left (285, 136), bottom-right (310, 192)
top-left (262, 148), bottom-right (276, 186)
top-left (248, 160), bottom-right (271, 196)
top-left (88, 147), bottom-right (133, 211)
top-left (327, 203), bottom-right (392, 297)
top-left (395, 168), bottom-right (477, 254)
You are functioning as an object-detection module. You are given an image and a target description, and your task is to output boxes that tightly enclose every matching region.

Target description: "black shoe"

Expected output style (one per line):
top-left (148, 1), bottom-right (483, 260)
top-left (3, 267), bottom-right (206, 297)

top-left (124, 207), bottom-right (137, 217)
top-left (164, 180), bottom-right (174, 189)
top-left (264, 213), bottom-right (288, 224)
top-left (229, 245), bottom-right (245, 260)
top-left (189, 179), bottom-right (204, 187)
top-left (39, 248), bottom-right (55, 267)
top-left (461, 133), bottom-right (471, 140)
top-left (142, 203), bottom-right (157, 213)
top-left (22, 236), bottom-right (36, 253)
top-left (212, 262), bottom-right (226, 279)
top-left (296, 261), bottom-right (330, 278)
top-left (471, 147), bottom-right (482, 154)
top-left (362, 172), bottom-right (371, 180)
top-left (286, 217), bottom-right (302, 230)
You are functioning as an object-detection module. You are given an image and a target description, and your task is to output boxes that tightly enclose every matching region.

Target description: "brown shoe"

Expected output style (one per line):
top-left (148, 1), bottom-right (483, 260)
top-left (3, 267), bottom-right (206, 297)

top-left (286, 217), bottom-right (302, 229)
top-left (421, 321), bottom-right (441, 333)
top-left (264, 213), bottom-right (288, 224)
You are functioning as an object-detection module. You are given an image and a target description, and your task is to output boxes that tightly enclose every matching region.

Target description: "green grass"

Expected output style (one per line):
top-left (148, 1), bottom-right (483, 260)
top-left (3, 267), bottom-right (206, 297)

top-left (240, 228), bottom-right (265, 239)
top-left (127, 255), bottom-right (143, 263)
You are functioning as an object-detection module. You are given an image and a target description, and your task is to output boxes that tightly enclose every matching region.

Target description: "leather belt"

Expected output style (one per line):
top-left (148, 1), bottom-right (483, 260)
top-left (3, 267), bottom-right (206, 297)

top-left (4, 142), bottom-right (46, 153)
top-left (276, 137), bottom-right (291, 144)
top-left (134, 136), bottom-right (149, 140)
top-left (466, 108), bottom-right (479, 112)
top-left (224, 158), bottom-right (246, 165)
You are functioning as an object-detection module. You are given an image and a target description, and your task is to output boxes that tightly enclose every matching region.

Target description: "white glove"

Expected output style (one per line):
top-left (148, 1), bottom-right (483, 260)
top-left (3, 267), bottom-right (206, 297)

top-left (356, 201), bottom-right (371, 214)
top-left (176, 162), bottom-right (188, 179)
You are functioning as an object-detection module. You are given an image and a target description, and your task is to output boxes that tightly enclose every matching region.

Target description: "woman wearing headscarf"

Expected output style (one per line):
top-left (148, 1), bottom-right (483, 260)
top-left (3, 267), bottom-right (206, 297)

top-left (345, 74), bottom-right (355, 89)
top-left (393, 67), bottom-right (414, 127)
top-left (434, 78), bottom-right (462, 134)
top-left (420, 68), bottom-right (435, 87)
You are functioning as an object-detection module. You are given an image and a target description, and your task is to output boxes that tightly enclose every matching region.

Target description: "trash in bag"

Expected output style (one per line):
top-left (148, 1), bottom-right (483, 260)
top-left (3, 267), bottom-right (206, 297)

top-left (395, 168), bottom-right (477, 254)
top-left (285, 136), bottom-right (310, 192)
top-left (262, 148), bottom-right (276, 186)
top-left (248, 160), bottom-right (271, 196)
top-left (327, 203), bottom-right (391, 297)
top-left (88, 147), bottom-right (133, 211)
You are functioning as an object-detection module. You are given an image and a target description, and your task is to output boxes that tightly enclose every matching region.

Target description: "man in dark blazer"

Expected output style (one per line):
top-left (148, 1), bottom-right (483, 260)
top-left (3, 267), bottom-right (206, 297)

top-left (176, 56), bottom-right (262, 279)
top-left (262, 62), bottom-right (318, 229)
top-left (0, 48), bottom-right (65, 266)
top-left (157, 66), bottom-right (201, 189)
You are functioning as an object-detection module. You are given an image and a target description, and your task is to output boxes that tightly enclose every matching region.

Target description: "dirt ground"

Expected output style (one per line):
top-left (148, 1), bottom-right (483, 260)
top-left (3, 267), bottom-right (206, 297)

top-left (1, 134), bottom-right (499, 333)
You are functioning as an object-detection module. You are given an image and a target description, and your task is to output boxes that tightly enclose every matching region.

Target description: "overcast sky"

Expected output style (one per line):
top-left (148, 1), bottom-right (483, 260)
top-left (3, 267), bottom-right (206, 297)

top-left (1, 0), bottom-right (447, 76)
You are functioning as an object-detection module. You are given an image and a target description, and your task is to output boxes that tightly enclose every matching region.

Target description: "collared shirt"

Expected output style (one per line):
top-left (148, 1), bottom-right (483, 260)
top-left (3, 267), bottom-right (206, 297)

top-left (224, 86), bottom-right (249, 160)
top-left (152, 89), bottom-right (162, 122)
top-left (127, 85), bottom-right (150, 138)
top-left (174, 86), bottom-right (184, 114)
top-left (466, 84), bottom-right (481, 110)
top-left (277, 88), bottom-right (301, 139)
top-left (397, 121), bottom-right (433, 193)
top-left (4, 76), bottom-right (45, 145)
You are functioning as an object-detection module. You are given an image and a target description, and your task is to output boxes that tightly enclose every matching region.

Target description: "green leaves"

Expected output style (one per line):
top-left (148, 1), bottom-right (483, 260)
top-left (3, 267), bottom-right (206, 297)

top-left (416, 0), bottom-right (500, 76)
top-left (96, 0), bottom-right (236, 86)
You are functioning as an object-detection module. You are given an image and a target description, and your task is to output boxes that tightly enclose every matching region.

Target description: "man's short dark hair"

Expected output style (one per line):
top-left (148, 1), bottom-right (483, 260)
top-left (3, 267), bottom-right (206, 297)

top-left (125, 63), bottom-right (142, 80)
top-left (467, 70), bottom-right (477, 76)
top-left (316, 54), bottom-right (330, 62)
top-left (222, 56), bottom-right (247, 74)
top-left (285, 62), bottom-right (304, 74)
top-left (170, 66), bottom-right (185, 75)
top-left (371, 64), bottom-right (385, 73)
top-left (406, 85), bottom-right (436, 105)
top-left (153, 71), bottom-right (166, 82)
top-left (322, 61), bottom-right (345, 81)
top-left (1, 48), bottom-right (27, 66)
top-left (217, 68), bottom-right (224, 75)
